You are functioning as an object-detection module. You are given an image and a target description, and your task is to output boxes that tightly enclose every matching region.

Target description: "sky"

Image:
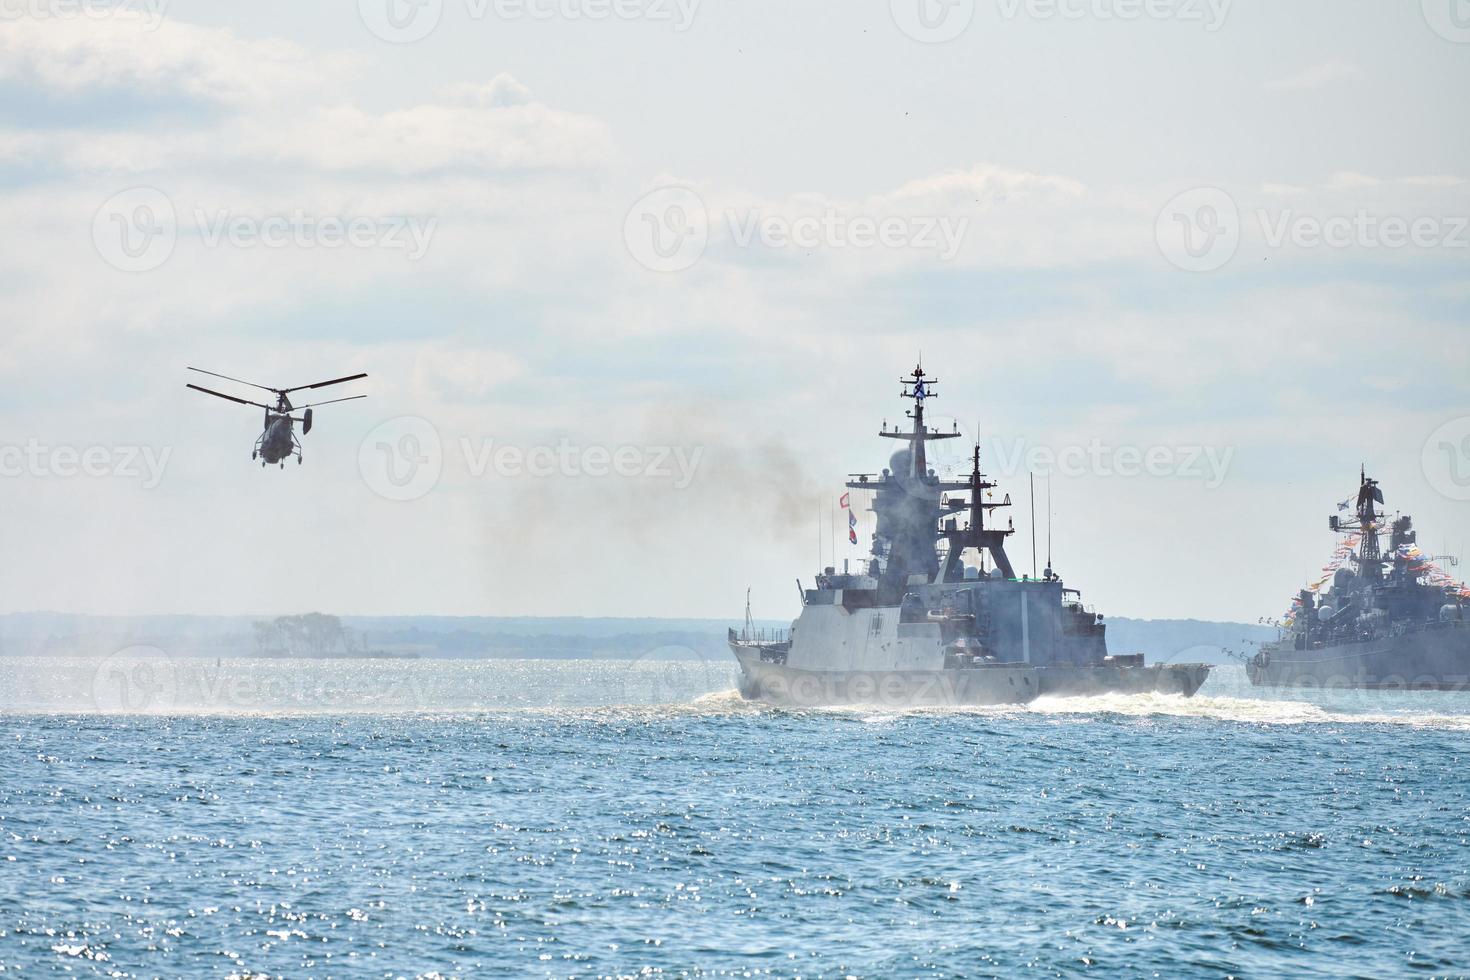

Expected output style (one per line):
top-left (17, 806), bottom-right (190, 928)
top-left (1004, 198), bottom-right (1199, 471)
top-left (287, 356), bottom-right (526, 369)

top-left (0, 0), bottom-right (1467, 624)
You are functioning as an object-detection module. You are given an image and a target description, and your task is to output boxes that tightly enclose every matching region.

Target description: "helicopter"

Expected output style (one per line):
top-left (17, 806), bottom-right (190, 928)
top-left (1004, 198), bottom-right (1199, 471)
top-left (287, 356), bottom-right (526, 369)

top-left (186, 366), bottom-right (368, 468)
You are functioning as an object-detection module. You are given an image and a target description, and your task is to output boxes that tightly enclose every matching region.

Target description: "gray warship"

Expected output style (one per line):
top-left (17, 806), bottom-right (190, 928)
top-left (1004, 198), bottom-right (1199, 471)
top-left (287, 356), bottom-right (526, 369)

top-left (729, 365), bottom-right (1210, 707)
top-left (1249, 471), bottom-right (1470, 690)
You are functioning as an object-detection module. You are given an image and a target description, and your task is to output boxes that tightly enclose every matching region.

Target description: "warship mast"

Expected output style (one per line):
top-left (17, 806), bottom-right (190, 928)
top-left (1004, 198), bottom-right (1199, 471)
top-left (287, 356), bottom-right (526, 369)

top-left (936, 445), bottom-right (1017, 582)
top-left (1356, 467), bottom-right (1383, 564)
top-left (844, 364), bottom-right (961, 597)
top-left (879, 363), bottom-right (960, 478)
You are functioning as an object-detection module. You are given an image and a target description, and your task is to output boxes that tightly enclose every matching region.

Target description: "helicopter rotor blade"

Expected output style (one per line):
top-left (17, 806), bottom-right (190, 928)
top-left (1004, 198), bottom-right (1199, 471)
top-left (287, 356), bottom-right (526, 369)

top-left (186, 383), bottom-right (276, 412)
top-left (290, 394), bottom-right (368, 411)
top-left (186, 366), bottom-right (281, 394)
top-left (280, 373), bottom-right (368, 395)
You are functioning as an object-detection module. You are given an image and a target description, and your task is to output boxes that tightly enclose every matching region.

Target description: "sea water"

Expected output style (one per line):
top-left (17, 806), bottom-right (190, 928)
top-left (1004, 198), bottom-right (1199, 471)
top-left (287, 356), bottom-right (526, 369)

top-left (2, 657), bottom-right (1467, 977)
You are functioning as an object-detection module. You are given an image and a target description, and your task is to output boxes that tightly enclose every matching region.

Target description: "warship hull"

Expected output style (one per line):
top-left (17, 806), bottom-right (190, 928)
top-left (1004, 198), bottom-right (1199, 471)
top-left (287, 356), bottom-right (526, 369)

top-left (733, 647), bottom-right (1209, 707)
top-left (1249, 624), bottom-right (1470, 691)
top-left (1035, 663), bottom-right (1211, 698)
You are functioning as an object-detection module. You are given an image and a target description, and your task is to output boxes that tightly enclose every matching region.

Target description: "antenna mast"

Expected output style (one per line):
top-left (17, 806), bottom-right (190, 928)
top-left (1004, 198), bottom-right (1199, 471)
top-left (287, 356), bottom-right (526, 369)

top-left (1030, 473), bottom-right (1037, 579)
top-left (1046, 478), bottom-right (1052, 575)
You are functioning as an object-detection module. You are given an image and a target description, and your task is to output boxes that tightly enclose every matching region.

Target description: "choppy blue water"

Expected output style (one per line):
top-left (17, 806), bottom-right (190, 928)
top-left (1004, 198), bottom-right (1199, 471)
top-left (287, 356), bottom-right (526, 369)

top-left (3, 657), bottom-right (1469, 977)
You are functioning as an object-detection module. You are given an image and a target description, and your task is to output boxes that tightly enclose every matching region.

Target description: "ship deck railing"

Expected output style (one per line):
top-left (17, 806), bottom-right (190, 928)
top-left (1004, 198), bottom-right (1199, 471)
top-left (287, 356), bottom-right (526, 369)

top-left (730, 626), bottom-right (791, 645)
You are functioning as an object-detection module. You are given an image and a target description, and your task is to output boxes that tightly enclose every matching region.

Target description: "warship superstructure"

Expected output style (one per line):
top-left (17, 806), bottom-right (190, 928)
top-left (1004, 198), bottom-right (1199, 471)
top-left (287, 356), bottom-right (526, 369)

top-left (729, 365), bottom-right (1210, 707)
top-left (1249, 471), bottom-right (1470, 690)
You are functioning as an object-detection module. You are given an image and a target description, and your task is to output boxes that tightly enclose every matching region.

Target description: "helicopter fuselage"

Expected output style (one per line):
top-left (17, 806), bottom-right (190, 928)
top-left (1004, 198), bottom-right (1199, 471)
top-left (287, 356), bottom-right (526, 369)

top-left (256, 413), bottom-right (297, 465)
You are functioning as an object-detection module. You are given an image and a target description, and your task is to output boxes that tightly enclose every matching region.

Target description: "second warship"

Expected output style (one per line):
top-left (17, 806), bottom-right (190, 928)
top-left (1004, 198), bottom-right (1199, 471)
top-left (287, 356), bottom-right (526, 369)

top-left (730, 365), bottom-right (1210, 707)
top-left (1249, 471), bottom-right (1470, 690)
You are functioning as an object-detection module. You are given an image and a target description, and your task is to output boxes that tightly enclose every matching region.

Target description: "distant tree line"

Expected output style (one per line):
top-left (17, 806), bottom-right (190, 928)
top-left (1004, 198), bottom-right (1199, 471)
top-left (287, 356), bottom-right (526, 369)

top-left (253, 613), bottom-right (360, 657)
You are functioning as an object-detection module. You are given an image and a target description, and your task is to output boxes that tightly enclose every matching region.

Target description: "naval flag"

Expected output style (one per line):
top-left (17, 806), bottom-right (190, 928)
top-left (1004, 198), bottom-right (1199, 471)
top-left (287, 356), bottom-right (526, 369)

top-left (839, 492), bottom-right (850, 509)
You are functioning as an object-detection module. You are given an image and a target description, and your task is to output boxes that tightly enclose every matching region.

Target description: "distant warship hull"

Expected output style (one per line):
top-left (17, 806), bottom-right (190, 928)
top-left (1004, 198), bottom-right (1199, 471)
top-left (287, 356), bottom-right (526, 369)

top-left (732, 647), bottom-right (1209, 707)
top-left (1249, 624), bottom-right (1470, 691)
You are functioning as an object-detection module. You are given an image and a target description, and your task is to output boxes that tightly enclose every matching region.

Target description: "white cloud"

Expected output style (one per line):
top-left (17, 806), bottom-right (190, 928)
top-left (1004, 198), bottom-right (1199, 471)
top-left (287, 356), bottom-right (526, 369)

top-left (0, 15), bottom-right (337, 109)
top-left (1263, 60), bottom-right (1362, 92)
top-left (264, 97), bottom-right (613, 175)
top-left (412, 347), bottom-right (529, 401)
top-left (437, 74), bottom-right (536, 108)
